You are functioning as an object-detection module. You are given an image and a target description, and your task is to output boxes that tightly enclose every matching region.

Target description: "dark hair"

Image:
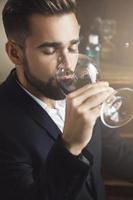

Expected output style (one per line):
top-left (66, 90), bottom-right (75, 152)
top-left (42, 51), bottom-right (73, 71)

top-left (2, 0), bottom-right (76, 43)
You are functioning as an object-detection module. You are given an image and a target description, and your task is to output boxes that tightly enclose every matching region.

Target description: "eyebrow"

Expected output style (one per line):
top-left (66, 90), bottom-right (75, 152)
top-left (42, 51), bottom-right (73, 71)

top-left (37, 39), bottom-right (80, 49)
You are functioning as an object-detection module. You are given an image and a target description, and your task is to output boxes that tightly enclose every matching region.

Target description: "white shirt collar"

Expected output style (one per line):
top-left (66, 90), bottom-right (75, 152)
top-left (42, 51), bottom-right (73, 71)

top-left (18, 82), bottom-right (66, 132)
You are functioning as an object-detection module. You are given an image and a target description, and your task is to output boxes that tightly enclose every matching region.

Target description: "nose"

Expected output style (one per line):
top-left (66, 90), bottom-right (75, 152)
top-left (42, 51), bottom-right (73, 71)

top-left (58, 51), bottom-right (78, 72)
top-left (58, 52), bottom-right (70, 69)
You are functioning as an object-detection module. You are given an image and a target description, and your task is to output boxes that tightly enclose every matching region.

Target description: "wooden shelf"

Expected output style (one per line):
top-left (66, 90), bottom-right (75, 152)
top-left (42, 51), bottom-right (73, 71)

top-left (101, 62), bottom-right (133, 86)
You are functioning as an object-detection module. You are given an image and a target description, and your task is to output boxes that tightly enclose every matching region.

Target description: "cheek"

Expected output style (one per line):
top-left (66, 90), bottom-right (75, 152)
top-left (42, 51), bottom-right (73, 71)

top-left (27, 53), bottom-right (58, 81)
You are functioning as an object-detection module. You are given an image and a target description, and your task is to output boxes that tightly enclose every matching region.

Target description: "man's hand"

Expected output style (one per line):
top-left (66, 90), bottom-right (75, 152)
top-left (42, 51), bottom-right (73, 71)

top-left (62, 81), bottom-right (114, 155)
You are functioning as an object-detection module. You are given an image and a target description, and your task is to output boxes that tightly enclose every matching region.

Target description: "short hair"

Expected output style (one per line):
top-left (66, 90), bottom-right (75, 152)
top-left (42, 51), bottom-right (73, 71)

top-left (2, 0), bottom-right (76, 44)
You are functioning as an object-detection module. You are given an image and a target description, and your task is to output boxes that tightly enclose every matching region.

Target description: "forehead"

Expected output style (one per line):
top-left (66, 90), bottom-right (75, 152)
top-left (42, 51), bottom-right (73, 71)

top-left (26, 13), bottom-right (80, 46)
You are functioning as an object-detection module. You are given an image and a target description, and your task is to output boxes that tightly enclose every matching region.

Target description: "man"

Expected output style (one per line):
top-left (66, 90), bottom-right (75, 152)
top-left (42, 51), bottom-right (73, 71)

top-left (1, 0), bottom-right (133, 200)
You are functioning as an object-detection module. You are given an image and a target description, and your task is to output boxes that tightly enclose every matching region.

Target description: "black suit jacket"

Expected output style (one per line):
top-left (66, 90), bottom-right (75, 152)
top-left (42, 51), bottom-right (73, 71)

top-left (0, 70), bottom-right (133, 200)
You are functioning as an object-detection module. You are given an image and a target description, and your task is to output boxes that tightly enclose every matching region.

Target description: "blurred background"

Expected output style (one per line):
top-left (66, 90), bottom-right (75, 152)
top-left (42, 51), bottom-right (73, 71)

top-left (0, 0), bottom-right (12, 82)
top-left (1, 0), bottom-right (133, 199)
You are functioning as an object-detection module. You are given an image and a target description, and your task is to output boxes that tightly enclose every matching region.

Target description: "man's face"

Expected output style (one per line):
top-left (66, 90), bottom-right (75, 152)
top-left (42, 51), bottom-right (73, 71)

top-left (20, 13), bottom-right (80, 100)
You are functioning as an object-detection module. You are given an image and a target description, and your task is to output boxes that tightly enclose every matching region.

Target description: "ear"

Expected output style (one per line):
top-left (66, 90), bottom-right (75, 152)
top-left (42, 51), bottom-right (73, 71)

top-left (5, 41), bottom-right (24, 65)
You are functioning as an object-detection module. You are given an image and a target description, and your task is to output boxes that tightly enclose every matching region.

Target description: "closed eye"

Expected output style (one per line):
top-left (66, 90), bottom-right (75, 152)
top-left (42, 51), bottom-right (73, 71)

top-left (38, 39), bottom-right (80, 55)
top-left (68, 42), bottom-right (79, 53)
top-left (42, 47), bottom-right (56, 55)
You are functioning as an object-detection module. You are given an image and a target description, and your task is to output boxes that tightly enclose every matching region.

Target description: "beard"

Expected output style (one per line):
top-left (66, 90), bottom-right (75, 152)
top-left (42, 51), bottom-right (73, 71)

top-left (22, 55), bottom-right (65, 100)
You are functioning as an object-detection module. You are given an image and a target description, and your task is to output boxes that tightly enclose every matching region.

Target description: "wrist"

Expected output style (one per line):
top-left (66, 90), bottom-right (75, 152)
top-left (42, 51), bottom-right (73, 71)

top-left (61, 136), bottom-right (83, 156)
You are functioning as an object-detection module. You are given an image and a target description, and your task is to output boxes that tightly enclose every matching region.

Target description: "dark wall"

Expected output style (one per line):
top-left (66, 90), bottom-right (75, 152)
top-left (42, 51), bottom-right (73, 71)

top-left (76, 0), bottom-right (133, 31)
top-left (76, 0), bottom-right (103, 52)
top-left (76, 0), bottom-right (133, 55)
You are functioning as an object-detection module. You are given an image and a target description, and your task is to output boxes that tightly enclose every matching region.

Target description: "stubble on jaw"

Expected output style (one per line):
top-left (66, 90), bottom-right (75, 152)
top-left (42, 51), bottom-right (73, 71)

top-left (21, 55), bottom-right (65, 100)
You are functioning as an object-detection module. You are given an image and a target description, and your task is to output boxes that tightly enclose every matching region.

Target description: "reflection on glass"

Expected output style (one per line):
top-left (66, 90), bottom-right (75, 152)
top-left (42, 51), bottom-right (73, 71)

top-left (56, 54), bottom-right (133, 128)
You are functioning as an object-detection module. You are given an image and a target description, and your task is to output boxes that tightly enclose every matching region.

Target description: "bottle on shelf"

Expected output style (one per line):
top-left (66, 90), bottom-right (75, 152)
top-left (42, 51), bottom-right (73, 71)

top-left (85, 33), bottom-right (101, 71)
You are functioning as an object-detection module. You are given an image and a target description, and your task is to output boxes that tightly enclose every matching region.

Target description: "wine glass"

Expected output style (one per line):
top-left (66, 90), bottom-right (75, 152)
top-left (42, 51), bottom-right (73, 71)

top-left (56, 53), bottom-right (133, 128)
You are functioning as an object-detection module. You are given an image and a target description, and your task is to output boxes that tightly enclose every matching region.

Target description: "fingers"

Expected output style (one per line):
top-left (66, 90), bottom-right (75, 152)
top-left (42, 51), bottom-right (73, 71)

top-left (90, 104), bottom-right (102, 119)
top-left (67, 81), bottom-right (109, 98)
top-left (79, 87), bottom-right (114, 111)
top-left (66, 81), bottom-right (114, 108)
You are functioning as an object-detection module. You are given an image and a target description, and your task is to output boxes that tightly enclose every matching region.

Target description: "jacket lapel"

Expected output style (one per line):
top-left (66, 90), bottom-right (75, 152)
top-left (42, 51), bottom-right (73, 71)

top-left (2, 70), bottom-right (62, 141)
